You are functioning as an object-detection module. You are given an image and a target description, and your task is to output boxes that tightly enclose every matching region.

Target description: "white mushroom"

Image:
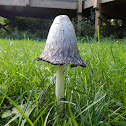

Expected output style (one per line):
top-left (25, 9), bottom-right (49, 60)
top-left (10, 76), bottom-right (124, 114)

top-left (37, 15), bottom-right (86, 106)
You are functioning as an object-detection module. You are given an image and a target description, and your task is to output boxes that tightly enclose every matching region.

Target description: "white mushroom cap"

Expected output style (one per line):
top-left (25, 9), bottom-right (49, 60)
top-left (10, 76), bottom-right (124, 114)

top-left (37, 15), bottom-right (86, 67)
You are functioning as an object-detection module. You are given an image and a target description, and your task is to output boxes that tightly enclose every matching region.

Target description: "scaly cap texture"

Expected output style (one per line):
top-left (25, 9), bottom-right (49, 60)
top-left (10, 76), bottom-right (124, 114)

top-left (37, 15), bottom-right (86, 67)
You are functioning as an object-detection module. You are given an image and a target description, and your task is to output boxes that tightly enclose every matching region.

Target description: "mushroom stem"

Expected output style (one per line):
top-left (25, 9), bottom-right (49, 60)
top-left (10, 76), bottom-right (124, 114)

top-left (56, 65), bottom-right (65, 101)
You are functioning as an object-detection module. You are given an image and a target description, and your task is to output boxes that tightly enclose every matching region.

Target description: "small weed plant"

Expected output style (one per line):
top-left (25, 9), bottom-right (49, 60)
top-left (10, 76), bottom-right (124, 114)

top-left (0, 38), bottom-right (126, 125)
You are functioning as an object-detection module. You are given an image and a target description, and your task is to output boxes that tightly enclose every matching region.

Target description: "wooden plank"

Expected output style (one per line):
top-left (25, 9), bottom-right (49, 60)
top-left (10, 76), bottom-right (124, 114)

top-left (78, 0), bottom-right (82, 13)
top-left (94, 0), bottom-right (101, 9)
top-left (77, 0), bottom-right (83, 36)
top-left (47, 0), bottom-right (77, 1)
top-left (26, 0), bottom-right (29, 6)
top-left (84, 0), bottom-right (93, 9)
top-left (30, 0), bottom-right (77, 10)
top-left (0, 0), bottom-right (26, 6)
top-left (77, 14), bottom-right (82, 36)
top-left (102, 0), bottom-right (114, 3)
top-left (0, 0), bottom-right (78, 9)
top-left (94, 0), bottom-right (101, 35)
top-left (84, 0), bottom-right (114, 9)
top-left (94, 0), bottom-right (98, 9)
top-left (94, 9), bottom-right (101, 35)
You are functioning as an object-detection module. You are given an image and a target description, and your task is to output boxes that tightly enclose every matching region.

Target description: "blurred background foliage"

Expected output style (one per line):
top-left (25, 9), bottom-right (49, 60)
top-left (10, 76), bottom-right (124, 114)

top-left (0, 17), bottom-right (53, 41)
top-left (0, 9), bottom-right (126, 40)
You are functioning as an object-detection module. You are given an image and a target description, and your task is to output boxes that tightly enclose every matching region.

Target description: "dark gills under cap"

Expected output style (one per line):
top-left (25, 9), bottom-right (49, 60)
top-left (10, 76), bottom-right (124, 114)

top-left (37, 15), bottom-right (86, 67)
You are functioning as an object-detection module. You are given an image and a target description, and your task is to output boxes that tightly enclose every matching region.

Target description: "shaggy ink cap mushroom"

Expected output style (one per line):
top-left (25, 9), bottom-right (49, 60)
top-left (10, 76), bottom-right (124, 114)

top-left (37, 15), bottom-right (86, 67)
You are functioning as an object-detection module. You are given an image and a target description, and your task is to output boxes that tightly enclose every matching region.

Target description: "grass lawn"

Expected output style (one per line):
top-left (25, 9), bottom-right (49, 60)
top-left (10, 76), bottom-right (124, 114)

top-left (0, 38), bottom-right (126, 126)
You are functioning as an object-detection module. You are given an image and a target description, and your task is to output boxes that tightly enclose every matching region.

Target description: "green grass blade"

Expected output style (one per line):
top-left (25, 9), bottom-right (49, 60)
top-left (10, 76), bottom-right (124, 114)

top-left (63, 118), bottom-right (72, 126)
top-left (34, 79), bottom-right (38, 114)
top-left (0, 86), bottom-right (8, 107)
top-left (0, 90), bottom-right (34, 126)
top-left (110, 121), bottom-right (126, 126)
top-left (102, 106), bottom-right (122, 125)
top-left (4, 113), bottom-right (21, 126)
top-left (68, 103), bottom-right (78, 126)
top-left (44, 105), bottom-right (54, 126)
top-left (33, 102), bottom-right (54, 125)
top-left (75, 93), bottom-right (106, 118)
top-left (97, 26), bottom-right (100, 44)
top-left (18, 87), bottom-right (35, 126)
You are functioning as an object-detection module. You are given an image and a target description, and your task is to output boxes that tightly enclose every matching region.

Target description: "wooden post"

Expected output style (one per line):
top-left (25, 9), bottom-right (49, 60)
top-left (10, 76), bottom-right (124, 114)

top-left (77, 0), bottom-right (83, 36)
top-left (26, 0), bottom-right (29, 6)
top-left (94, 0), bottom-right (101, 36)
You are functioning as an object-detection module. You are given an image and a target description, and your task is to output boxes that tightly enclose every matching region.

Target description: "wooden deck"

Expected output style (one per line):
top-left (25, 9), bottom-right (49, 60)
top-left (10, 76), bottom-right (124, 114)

top-left (84, 0), bottom-right (114, 9)
top-left (0, 0), bottom-right (114, 10)
top-left (0, 0), bottom-right (77, 10)
top-left (0, 0), bottom-right (117, 19)
top-left (0, 0), bottom-right (126, 35)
